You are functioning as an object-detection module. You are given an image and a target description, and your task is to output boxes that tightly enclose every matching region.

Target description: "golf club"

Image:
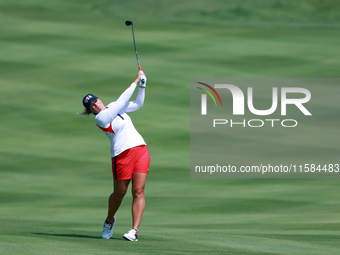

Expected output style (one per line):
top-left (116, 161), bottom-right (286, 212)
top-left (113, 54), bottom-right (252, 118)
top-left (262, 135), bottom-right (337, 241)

top-left (125, 20), bottom-right (145, 87)
top-left (125, 20), bottom-right (141, 71)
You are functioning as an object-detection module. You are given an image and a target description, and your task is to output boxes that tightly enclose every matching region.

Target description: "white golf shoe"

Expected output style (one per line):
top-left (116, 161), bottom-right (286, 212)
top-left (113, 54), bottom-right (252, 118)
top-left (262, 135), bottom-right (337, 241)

top-left (102, 216), bottom-right (116, 239)
top-left (123, 228), bottom-right (138, 241)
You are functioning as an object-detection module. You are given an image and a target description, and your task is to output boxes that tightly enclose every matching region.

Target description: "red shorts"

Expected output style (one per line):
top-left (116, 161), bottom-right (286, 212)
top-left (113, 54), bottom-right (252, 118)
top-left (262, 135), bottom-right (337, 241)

top-left (112, 145), bottom-right (150, 180)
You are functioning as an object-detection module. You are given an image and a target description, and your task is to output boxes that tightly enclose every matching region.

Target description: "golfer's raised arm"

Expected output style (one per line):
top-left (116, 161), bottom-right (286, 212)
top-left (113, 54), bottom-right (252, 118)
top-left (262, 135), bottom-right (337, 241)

top-left (124, 71), bottom-right (146, 112)
top-left (123, 86), bottom-right (145, 113)
top-left (96, 72), bottom-right (144, 126)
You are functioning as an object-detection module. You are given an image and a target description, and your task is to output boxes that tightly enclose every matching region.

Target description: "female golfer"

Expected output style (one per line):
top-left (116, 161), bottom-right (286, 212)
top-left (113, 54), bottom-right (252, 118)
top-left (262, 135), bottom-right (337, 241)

top-left (81, 70), bottom-right (149, 241)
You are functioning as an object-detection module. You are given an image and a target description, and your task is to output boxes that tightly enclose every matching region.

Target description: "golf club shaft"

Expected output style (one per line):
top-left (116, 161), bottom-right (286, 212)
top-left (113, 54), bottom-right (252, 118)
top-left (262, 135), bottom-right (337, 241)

top-left (131, 24), bottom-right (141, 70)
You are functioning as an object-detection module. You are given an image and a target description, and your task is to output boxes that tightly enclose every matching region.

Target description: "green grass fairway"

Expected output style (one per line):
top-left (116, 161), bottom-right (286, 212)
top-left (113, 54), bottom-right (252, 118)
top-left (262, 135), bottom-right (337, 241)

top-left (1, 0), bottom-right (340, 254)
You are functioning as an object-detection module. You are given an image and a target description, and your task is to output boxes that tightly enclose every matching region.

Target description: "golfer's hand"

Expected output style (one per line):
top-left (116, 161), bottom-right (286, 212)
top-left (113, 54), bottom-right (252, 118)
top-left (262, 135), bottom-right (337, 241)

top-left (134, 70), bottom-right (145, 84)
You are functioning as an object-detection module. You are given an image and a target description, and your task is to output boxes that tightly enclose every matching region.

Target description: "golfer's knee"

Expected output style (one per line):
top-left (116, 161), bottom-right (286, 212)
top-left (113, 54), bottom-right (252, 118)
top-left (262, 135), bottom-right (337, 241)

top-left (113, 189), bottom-right (127, 200)
top-left (132, 187), bottom-right (144, 199)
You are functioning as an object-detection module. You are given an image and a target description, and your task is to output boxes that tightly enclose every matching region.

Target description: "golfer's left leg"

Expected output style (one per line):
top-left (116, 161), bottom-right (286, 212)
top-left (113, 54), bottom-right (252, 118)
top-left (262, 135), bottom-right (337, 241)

top-left (131, 172), bottom-right (147, 229)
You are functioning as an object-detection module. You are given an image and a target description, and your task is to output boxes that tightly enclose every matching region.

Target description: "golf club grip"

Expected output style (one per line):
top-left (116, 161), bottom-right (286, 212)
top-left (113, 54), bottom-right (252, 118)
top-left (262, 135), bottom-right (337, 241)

top-left (138, 65), bottom-right (141, 71)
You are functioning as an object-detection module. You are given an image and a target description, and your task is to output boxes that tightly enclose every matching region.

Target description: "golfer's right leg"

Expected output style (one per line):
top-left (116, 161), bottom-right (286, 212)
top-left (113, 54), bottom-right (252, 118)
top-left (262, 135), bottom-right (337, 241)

top-left (102, 179), bottom-right (130, 239)
top-left (107, 179), bottom-right (130, 222)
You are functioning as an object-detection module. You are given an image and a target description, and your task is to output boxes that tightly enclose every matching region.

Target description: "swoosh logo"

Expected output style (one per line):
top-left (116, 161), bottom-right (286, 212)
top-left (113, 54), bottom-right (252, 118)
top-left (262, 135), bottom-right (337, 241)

top-left (196, 82), bottom-right (223, 106)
